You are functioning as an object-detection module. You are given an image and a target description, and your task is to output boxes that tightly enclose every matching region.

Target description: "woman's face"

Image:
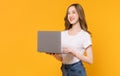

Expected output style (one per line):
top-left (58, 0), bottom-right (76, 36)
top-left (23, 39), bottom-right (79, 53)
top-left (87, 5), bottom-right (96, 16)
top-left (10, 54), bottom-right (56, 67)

top-left (67, 6), bottom-right (79, 25)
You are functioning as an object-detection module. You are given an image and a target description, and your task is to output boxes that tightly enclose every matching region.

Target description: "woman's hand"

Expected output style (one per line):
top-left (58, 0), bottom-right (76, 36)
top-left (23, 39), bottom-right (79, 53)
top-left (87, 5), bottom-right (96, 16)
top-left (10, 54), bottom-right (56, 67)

top-left (46, 52), bottom-right (55, 55)
top-left (62, 47), bottom-right (73, 53)
top-left (46, 53), bottom-right (62, 61)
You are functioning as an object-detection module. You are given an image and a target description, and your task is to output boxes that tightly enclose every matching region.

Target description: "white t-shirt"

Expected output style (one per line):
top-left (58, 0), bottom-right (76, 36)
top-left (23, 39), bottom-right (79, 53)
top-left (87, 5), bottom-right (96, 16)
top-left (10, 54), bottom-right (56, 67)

top-left (61, 30), bottom-right (92, 64)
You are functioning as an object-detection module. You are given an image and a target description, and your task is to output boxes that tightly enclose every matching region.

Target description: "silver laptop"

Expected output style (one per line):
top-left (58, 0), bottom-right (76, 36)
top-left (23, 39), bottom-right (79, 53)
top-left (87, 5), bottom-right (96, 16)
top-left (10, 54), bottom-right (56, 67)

top-left (37, 31), bottom-right (62, 53)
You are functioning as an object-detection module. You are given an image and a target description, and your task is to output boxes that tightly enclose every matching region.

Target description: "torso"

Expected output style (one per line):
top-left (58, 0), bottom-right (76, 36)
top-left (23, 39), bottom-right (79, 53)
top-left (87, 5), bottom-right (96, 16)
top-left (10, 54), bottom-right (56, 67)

top-left (61, 29), bottom-right (91, 64)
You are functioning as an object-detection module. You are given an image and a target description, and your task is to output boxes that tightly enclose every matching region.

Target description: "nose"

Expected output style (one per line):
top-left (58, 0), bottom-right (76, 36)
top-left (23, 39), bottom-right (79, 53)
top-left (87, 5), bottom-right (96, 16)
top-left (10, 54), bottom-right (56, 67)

top-left (68, 13), bottom-right (74, 18)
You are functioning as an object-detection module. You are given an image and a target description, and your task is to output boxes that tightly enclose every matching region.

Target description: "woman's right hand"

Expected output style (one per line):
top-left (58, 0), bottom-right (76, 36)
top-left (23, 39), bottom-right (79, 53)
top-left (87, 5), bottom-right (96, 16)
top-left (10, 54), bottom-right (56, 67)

top-left (46, 53), bottom-right (59, 57)
top-left (46, 53), bottom-right (55, 55)
top-left (46, 53), bottom-right (62, 61)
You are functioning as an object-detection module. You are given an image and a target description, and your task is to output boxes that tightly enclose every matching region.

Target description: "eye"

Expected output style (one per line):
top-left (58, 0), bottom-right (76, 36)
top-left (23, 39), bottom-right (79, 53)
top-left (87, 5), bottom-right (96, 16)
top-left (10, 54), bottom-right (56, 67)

top-left (72, 11), bottom-right (76, 14)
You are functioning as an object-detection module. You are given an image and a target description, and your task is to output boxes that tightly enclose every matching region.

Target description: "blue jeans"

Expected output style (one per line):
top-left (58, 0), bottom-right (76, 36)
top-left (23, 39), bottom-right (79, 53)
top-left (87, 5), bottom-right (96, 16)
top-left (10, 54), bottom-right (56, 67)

top-left (61, 61), bottom-right (86, 76)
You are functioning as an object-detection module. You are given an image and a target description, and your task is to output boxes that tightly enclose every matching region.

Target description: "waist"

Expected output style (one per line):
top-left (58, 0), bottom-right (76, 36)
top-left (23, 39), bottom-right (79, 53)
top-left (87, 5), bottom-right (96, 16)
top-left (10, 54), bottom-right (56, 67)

top-left (62, 61), bottom-right (83, 67)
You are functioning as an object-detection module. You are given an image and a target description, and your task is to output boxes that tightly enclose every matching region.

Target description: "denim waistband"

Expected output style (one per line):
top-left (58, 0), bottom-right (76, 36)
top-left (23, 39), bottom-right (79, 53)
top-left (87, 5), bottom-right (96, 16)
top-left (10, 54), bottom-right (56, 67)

top-left (62, 61), bottom-right (83, 67)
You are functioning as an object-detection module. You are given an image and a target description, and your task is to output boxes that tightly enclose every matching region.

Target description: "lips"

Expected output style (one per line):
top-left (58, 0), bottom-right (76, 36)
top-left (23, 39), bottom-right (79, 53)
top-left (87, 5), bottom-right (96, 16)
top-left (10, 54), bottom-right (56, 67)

top-left (69, 17), bottom-right (75, 22)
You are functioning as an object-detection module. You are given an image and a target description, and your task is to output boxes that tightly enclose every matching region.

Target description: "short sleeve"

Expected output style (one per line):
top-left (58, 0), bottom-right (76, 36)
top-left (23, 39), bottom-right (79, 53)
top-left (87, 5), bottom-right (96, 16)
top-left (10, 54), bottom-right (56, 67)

top-left (83, 33), bottom-right (92, 49)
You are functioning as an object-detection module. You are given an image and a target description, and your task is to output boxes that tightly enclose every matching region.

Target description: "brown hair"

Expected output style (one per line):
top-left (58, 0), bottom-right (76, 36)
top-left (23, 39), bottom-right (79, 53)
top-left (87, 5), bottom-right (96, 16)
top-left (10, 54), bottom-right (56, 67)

top-left (64, 3), bottom-right (90, 34)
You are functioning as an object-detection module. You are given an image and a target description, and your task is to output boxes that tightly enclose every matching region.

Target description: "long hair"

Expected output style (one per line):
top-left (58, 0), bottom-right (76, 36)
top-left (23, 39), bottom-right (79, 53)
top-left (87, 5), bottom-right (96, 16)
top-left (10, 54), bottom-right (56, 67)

top-left (64, 3), bottom-right (91, 34)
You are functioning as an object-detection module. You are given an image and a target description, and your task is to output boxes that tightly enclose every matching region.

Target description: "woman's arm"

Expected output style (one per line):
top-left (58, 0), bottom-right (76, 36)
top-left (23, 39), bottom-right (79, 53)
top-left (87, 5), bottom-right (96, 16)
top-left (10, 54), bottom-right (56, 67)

top-left (63, 45), bottom-right (93, 64)
top-left (47, 53), bottom-right (63, 61)
top-left (53, 54), bottom-right (63, 61)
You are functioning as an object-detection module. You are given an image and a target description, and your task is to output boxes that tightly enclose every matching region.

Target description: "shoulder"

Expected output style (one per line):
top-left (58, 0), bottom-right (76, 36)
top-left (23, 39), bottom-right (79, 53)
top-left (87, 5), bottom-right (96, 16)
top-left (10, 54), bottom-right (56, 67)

top-left (80, 30), bottom-right (91, 39)
top-left (61, 30), bottom-right (68, 35)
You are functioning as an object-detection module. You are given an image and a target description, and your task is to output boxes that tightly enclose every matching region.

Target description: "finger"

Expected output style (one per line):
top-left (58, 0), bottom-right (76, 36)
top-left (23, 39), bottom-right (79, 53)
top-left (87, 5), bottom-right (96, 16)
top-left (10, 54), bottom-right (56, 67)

top-left (63, 49), bottom-right (69, 53)
top-left (46, 53), bottom-right (54, 55)
top-left (46, 52), bottom-right (50, 54)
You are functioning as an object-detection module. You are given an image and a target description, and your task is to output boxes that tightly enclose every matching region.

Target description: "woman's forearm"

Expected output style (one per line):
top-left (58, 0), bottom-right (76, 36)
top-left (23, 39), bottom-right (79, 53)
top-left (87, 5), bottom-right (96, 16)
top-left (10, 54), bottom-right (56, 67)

top-left (53, 54), bottom-right (63, 61)
top-left (72, 52), bottom-right (93, 64)
top-left (71, 46), bottom-right (93, 64)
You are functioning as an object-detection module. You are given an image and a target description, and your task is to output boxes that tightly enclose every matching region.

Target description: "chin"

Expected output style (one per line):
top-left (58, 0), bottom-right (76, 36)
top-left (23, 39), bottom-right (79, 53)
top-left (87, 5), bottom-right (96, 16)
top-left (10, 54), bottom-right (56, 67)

top-left (69, 20), bottom-right (78, 24)
top-left (70, 22), bottom-right (76, 25)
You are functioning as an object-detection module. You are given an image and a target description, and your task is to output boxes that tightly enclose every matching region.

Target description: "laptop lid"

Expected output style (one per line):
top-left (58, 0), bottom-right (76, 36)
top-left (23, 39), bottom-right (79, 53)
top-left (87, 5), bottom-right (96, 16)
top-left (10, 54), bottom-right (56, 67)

top-left (37, 31), bottom-right (62, 53)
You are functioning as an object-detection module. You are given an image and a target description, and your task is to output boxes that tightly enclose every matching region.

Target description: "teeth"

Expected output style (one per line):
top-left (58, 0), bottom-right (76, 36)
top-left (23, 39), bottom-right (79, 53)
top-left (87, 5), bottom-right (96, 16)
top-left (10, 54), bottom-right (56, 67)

top-left (70, 17), bottom-right (74, 21)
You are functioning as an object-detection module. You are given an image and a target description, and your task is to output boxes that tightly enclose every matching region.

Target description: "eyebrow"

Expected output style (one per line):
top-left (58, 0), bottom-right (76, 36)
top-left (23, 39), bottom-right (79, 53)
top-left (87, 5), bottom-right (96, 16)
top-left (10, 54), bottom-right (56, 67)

top-left (68, 9), bottom-right (76, 13)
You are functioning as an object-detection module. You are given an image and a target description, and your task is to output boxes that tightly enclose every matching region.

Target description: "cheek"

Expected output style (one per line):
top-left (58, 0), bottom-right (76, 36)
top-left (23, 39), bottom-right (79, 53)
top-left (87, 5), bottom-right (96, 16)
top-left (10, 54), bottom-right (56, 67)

top-left (75, 14), bottom-right (79, 19)
top-left (76, 16), bottom-right (79, 21)
top-left (67, 15), bottom-right (70, 21)
top-left (75, 15), bottom-right (79, 22)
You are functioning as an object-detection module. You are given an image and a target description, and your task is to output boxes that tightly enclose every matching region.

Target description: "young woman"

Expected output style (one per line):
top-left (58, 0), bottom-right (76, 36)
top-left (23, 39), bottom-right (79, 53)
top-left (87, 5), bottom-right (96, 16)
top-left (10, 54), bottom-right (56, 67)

top-left (50, 3), bottom-right (93, 76)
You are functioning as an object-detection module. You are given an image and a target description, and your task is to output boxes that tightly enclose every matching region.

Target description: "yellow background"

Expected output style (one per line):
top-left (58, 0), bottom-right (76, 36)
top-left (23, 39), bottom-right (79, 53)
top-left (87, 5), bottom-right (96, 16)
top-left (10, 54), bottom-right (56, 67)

top-left (0, 0), bottom-right (120, 76)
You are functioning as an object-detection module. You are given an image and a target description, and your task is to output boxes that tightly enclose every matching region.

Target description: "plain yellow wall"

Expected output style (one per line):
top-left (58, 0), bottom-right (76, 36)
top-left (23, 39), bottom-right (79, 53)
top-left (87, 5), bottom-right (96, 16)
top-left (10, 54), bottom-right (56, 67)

top-left (0, 0), bottom-right (120, 76)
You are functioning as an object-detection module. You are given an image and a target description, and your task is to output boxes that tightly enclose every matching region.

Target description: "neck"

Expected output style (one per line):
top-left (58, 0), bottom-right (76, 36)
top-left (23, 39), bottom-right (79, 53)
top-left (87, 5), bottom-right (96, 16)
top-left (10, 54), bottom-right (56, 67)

top-left (71, 22), bottom-right (82, 32)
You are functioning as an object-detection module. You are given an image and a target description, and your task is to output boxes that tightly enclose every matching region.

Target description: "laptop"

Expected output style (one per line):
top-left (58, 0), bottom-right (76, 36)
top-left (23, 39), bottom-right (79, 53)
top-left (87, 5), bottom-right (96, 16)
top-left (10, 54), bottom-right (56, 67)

top-left (37, 31), bottom-right (62, 53)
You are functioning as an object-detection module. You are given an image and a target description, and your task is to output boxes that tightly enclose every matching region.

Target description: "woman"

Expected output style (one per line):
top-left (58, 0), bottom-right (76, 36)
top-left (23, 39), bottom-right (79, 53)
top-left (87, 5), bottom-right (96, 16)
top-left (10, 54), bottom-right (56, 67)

top-left (51, 3), bottom-right (93, 76)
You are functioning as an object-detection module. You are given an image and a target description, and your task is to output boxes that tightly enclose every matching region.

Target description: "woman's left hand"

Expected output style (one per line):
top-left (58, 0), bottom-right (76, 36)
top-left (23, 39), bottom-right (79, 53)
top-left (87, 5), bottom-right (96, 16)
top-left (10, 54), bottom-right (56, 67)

top-left (62, 47), bottom-right (73, 53)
